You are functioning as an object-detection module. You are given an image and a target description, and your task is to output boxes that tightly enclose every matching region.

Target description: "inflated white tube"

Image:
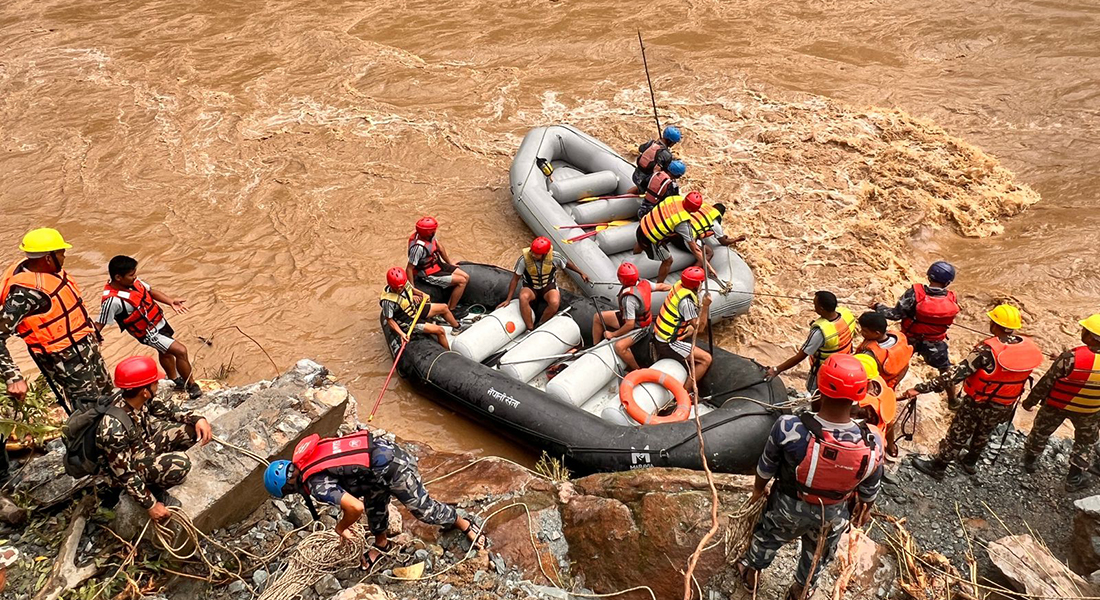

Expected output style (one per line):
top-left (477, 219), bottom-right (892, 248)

top-left (451, 302), bottom-right (527, 362)
top-left (631, 359), bottom-right (689, 415)
top-left (570, 195), bottom-right (641, 223)
top-left (545, 343), bottom-right (622, 406)
top-left (596, 222), bottom-right (639, 255)
top-left (497, 315), bottom-right (582, 383)
top-left (549, 170), bottom-right (619, 204)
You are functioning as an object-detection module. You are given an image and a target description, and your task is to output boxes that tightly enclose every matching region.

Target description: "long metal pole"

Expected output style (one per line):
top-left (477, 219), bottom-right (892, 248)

top-left (638, 31), bottom-right (662, 138)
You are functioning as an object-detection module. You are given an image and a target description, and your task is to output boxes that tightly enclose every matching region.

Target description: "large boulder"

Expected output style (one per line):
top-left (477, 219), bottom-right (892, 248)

top-left (1072, 494), bottom-right (1100, 574)
top-left (989, 534), bottom-right (1099, 598)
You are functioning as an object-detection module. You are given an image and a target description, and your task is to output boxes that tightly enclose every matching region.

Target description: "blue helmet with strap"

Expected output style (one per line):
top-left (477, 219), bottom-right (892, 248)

top-left (667, 160), bottom-right (686, 177)
top-left (926, 261), bottom-right (956, 285)
top-left (264, 460), bottom-right (293, 498)
top-left (662, 126), bottom-right (682, 145)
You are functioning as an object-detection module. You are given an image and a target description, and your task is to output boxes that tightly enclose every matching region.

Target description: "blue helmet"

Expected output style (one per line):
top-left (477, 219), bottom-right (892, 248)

top-left (264, 460), bottom-right (293, 498)
top-left (927, 261), bottom-right (956, 285)
top-left (667, 160), bottom-right (686, 177)
top-left (662, 126), bottom-right (682, 145)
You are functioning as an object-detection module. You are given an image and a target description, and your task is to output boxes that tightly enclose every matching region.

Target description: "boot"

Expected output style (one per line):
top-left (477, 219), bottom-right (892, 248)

top-left (960, 452), bottom-right (980, 476)
top-left (913, 456), bottom-right (949, 480)
top-left (1066, 465), bottom-right (1092, 493)
top-left (1021, 452), bottom-right (1038, 474)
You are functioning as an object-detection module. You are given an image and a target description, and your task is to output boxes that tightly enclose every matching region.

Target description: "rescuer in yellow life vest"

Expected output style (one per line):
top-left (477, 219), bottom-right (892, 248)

top-left (768, 291), bottom-right (858, 394)
top-left (1021, 314), bottom-right (1100, 491)
top-left (633, 191), bottom-right (706, 284)
top-left (381, 268), bottom-right (460, 351)
top-left (498, 237), bottom-right (590, 331)
top-left (651, 266), bottom-right (712, 392)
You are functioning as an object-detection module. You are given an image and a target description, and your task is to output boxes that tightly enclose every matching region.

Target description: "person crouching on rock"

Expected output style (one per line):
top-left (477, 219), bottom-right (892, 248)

top-left (99, 356), bottom-right (213, 522)
top-left (382, 267), bottom-right (460, 350)
top-left (263, 431), bottom-right (484, 571)
top-left (738, 354), bottom-right (884, 600)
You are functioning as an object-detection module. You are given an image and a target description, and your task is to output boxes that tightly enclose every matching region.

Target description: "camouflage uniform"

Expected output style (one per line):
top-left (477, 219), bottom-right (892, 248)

top-left (874, 288), bottom-right (952, 371)
top-left (95, 391), bottom-right (202, 509)
top-left (1023, 349), bottom-right (1100, 469)
top-left (305, 439), bottom-right (457, 535)
top-left (0, 284), bottom-right (112, 411)
top-left (915, 341), bottom-right (1013, 463)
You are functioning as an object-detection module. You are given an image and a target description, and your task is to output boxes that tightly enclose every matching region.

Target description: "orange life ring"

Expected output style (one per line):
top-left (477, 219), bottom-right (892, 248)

top-left (619, 368), bottom-right (692, 425)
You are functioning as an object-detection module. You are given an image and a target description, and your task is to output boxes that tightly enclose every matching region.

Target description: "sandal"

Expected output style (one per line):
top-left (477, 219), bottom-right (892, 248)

top-left (458, 519), bottom-right (486, 551)
top-left (736, 562), bottom-right (758, 593)
top-left (362, 539), bottom-right (394, 572)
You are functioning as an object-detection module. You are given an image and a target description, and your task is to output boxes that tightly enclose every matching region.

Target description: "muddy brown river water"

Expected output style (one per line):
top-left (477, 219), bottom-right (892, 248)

top-left (1, 0), bottom-right (1097, 460)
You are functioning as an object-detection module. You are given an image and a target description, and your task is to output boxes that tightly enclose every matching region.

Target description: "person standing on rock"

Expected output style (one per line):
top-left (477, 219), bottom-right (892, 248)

top-left (263, 431), bottom-right (484, 571)
top-left (96, 255), bottom-right (201, 399)
top-left (97, 356), bottom-right (213, 522)
top-left (1021, 314), bottom-right (1100, 492)
top-left (903, 304), bottom-right (1043, 479)
top-left (739, 354), bottom-right (884, 600)
top-left (768, 291), bottom-right (858, 394)
top-left (498, 237), bottom-right (590, 331)
top-left (0, 228), bottom-right (113, 481)
top-left (629, 125), bottom-right (680, 193)
top-left (869, 260), bottom-right (959, 374)
top-left (406, 217), bottom-right (469, 311)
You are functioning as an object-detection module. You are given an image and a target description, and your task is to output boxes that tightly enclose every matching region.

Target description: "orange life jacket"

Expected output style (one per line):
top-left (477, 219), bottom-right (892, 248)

top-left (858, 332), bottom-right (914, 390)
top-left (408, 234), bottom-right (443, 276)
top-left (292, 430), bottom-right (374, 483)
top-left (636, 140), bottom-right (668, 172)
top-left (962, 336), bottom-right (1043, 406)
top-left (0, 261), bottom-right (94, 354)
top-left (618, 279), bottom-right (653, 328)
top-left (102, 279), bottom-right (164, 339)
top-left (858, 378), bottom-right (897, 435)
top-left (901, 285), bottom-right (959, 342)
top-left (643, 170), bottom-right (676, 207)
top-left (1046, 346), bottom-right (1100, 414)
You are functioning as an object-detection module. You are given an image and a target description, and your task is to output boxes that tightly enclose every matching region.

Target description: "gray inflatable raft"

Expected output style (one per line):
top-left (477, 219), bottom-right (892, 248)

top-left (509, 125), bottom-right (754, 320)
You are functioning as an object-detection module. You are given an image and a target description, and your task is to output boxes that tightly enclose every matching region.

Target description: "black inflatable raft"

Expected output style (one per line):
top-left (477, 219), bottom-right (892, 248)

top-left (381, 263), bottom-right (785, 475)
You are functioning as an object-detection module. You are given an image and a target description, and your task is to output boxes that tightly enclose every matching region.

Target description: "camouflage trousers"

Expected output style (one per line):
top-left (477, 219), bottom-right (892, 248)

top-left (743, 490), bottom-right (849, 588)
top-left (123, 422), bottom-right (197, 504)
top-left (365, 445), bottom-right (457, 535)
top-left (1024, 404), bottom-right (1100, 469)
top-left (935, 396), bottom-right (1013, 463)
top-left (912, 339), bottom-right (951, 371)
top-left (35, 337), bottom-right (112, 413)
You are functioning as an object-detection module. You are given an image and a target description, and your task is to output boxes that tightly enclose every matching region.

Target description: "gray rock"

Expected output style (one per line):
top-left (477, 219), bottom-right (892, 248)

top-left (438, 583), bottom-right (453, 596)
top-left (313, 574), bottom-right (341, 596)
top-left (274, 500), bottom-right (289, 513)
top-left (549, 530), bottom-right (562, 541)
top-left (474, 570), bottom-right (486, 583)
top-left (253, 569), bottom-right (269, 588)
top-left (227, 580), bottom-right (247, 595)
top-left (289, 504), bottom-right (313, 528)
top-left (492, 553), bottom-right (507, 575)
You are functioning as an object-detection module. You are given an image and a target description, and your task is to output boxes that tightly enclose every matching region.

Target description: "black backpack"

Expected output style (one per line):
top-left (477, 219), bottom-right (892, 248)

top-left (62, 396), bottom-right (136, 478)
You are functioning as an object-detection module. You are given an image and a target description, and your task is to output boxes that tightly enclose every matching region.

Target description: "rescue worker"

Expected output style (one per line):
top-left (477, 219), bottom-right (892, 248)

top-left (638, 159), bottom-right (686, 219)
top-left (406, 217), bottom-right (469, 311)
top-left (1021, 314), bottom-right (1100, 491)
top-left (768, 291), bottom-right (858, 394)
top-left (263, 431), bottom-right (484, 571)
top-left (870, 261), bottom-right (959, 373)
top-left (497, 237), bottom-right (590, 332)
top-left (855, 312), bottom-right (913, 390)
top-left (738, 354), bottom-right (884, 600)
top-left (96, 255), bottom-right (201, 399)
top-left (98, 356), bottom-right (213, 522)
top-left (651, 266), bottom-right (711, 392)
top-left (630, 125), bottom-right (681, 191)
top-left (382, 268), bottom-right (459, 351)
top-left (633, 192), bottom-right (706, 285)
top-left (679, 202), bottom-right (744, 251)
top-left (590, 262), bottom-right (671, 371)
top-left (1, 228), bottom-right (113, 480)
top-left (903, 304), bottom-right (1043, 478)
top-left (852, 354), bottom-right (897, 438)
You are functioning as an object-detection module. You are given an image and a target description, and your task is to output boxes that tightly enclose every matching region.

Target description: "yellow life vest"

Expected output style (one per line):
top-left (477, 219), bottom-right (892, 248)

top-left (522, 248), bottom-right (556, 290)
top-left (654, 282), bottom-right (698, 343)
top-left (689, 204), bottom-right (722, 238)
top-left (379, 283), bottom-right (419, 321)
top-left (811, 307), bottom-right (858, 364)
top-left (640, 196), bottom-right (693, 244)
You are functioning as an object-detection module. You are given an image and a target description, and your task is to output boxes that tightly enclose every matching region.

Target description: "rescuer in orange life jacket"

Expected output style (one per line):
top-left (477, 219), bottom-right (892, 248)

top-left (738, 354), bottom-right (884, 600)
top-left (628, 125), bottom-right (680, 194)
top-left (264, 431), bottom-right (484, 571)
top-left (590, 262), bottom-right (672, 371)
top-left (95, 255), bottom-right (201, 399)
top-left (903, 304), bottom-right (1043, 479)
top-left (498, 237), bottom-right (590, 331)
top-left (406, 217), bottom-right (470, 311)
top-left (1021, 314), bottom-right (1100, 491)
top-left (637, 159), bottom-right (686, 219)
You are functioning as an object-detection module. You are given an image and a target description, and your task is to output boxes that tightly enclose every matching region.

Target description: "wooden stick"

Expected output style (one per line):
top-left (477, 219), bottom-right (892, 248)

top-left (33, 497), bottom-right (98, 600)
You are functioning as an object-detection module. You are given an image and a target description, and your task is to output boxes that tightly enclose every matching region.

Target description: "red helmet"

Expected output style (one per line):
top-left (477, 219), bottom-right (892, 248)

top-left (531, 236), bottom-right (552, 255)
top-left (386, 267), bottom-right (407, 289)
top-left (617, 262), bottom-right (640, 286)
top-left (415, 217), bottom-right (438, 238)
top-left (816, 354), bottom-right (869, 402)
top-left (115, 356), bottom-right (162, 390)
top-left (684, 191), bottom-right (704, 212)
top-left (680, 266), bottom-right (706, 289)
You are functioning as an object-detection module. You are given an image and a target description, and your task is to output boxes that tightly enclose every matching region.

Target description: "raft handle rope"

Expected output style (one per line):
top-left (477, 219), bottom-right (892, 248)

top-left (369, 295), bottom-right (429, 422)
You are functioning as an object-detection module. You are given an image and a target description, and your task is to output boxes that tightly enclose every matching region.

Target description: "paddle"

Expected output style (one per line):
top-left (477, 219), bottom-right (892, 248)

top-left (368, 294), bottom-right (429, 422)
top-left (555, 220), bottom-right (632, 230)
top-left (577, 194), bottom-right (644, 204)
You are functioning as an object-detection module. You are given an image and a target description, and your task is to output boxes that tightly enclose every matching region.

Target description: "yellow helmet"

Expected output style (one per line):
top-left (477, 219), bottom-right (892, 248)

top-left (1080, 314), bottom-right (1100, 338)
top-left (19, 228), bottom-right (72, 253)
top-left (854, 354), bottom-right (880, 381)
top-left (987, 304), bottom-right (1022, 330)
